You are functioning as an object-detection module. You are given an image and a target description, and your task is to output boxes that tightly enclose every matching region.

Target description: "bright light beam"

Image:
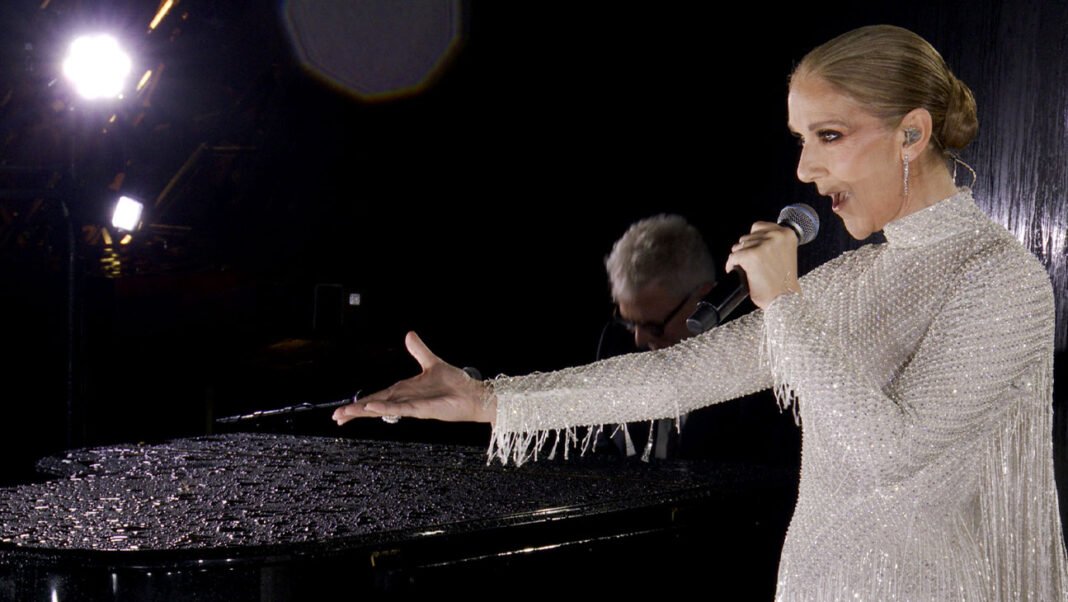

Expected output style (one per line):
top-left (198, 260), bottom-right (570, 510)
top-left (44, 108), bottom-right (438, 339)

top-left (149, 0), bottom-right (175, 31)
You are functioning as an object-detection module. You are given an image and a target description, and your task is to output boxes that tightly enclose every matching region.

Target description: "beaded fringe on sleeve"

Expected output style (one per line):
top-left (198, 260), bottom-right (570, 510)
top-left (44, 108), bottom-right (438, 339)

top-left (487, 310), bottom-right (772, 466)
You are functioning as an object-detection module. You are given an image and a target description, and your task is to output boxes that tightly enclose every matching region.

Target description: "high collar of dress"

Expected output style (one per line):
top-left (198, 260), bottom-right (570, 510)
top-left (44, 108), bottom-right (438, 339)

top-left (882, 187), bottom-right (977, 248)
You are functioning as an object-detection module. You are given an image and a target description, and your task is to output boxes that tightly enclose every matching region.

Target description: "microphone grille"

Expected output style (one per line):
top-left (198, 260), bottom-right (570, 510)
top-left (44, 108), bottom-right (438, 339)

top-left (778, 203), bottom-right (820, 245)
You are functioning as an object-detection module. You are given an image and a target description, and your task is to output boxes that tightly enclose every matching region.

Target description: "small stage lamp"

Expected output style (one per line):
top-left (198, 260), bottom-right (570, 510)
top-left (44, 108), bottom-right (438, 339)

top-left (111, 196), bottom-right (143, 231)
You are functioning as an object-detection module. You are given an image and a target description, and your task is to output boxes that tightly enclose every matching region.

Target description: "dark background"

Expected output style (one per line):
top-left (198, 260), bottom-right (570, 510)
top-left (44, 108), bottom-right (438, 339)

top-left (0, 0), bottom-right (1065, 508)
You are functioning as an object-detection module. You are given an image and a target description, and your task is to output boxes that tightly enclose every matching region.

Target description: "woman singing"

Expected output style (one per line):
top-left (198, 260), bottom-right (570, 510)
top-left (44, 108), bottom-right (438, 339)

top-left (334, 25), bottom-right (1068, 599)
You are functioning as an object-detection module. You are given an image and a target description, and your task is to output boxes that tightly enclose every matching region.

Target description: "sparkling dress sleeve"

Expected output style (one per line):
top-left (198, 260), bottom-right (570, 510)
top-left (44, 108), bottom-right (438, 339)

top-left (488, 306), bottom-right (772, 465)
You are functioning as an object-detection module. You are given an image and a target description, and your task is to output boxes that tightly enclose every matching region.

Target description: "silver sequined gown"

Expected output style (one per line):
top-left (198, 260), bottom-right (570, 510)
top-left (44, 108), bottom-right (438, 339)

top-left (487, 190), bottom-right (1068, 600)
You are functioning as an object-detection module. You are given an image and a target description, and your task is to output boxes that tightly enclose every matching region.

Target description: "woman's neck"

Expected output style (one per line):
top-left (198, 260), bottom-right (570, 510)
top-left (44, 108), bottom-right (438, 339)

top-left (895, 158), bottom-right (960, 221)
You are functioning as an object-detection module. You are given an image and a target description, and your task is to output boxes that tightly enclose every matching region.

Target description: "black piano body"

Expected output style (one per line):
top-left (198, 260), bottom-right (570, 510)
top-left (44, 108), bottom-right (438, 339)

top-left (0, 433), bottom-right (796, 600)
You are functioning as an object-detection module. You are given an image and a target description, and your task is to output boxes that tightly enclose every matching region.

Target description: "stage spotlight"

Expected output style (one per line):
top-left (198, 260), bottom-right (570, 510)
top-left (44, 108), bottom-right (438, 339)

top-left (111, 196), bottom-right (143, 231)
top-left (62, 34), bottom-right (132, 101)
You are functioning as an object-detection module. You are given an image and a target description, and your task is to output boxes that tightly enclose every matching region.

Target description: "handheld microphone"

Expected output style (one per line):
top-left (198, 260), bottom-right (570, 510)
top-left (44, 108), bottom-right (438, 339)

top-left (686, 203), bottom-right (819, 334)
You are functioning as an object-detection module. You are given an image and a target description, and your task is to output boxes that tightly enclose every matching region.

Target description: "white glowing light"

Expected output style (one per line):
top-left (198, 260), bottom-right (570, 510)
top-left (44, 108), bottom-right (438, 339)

top-left (111, 196), bottom-right (144, 231)
top-left (62, 35), bottom-right (132, 100)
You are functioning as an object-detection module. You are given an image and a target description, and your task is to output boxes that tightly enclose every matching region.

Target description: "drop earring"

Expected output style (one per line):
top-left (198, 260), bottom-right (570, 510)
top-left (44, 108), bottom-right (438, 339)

top-left (902, 128), bottom-right (918, 198)
top-left (903, 152), bottom-right (910, 198)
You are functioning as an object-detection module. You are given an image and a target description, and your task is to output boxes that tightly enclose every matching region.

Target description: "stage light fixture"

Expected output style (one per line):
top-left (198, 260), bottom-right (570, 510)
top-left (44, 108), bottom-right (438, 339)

top-left (62, 34), bottom-right (132, 101)
top-left (111, 196), bottom-right (143, 231)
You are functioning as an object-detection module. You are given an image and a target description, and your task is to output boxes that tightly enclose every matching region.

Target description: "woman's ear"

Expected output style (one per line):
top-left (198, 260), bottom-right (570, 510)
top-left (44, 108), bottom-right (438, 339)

top-left (900, 107), bottom-right (935, 161)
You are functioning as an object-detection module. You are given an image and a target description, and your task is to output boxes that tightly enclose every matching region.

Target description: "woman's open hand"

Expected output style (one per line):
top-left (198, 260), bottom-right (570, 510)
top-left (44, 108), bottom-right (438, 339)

top-left (332, 331), bottom-right (496, 426)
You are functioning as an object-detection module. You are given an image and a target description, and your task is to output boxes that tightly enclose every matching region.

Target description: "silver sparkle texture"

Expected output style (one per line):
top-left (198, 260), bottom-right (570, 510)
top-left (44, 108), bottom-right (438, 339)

top-left (487, 190), bottom-right (1068, 599)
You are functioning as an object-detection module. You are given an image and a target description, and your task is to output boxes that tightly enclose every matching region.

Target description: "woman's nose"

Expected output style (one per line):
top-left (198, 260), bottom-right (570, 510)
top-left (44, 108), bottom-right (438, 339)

top-left (796, 144), bottom-right (822, 183)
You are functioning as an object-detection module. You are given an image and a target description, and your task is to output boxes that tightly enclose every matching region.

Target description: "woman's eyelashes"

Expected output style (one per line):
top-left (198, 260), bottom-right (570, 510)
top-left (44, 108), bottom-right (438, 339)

top-left (794, 129), bottom-right (843, 147)
top-left (816, 129), bottom-right (842, 143)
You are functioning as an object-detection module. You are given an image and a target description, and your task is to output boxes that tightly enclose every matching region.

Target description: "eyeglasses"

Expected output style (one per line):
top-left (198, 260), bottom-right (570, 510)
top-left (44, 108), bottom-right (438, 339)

top-left (613, 291), bottom-right (694, 338)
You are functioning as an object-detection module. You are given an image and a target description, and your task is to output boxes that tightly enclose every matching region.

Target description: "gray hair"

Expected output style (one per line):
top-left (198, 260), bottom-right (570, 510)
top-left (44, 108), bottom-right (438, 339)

top-left (605, 214), bottom-right (716, 302)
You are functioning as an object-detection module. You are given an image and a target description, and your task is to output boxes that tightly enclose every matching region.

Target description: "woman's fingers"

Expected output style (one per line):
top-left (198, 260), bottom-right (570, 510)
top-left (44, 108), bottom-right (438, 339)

top-left (332, 401), bottom-right (380, 425)
top-left (332, 330), bottom-right (494, 425)
top-left (404, 331), bottom-right (441, 370)
top-left (363, 398), bottom-right (455, 421)
top-left (332, 331), bottom-right (441, 424)
top-left (725, 221), bottom-right (800, 308)
top-left (331, 377), bottom-right (426, 424)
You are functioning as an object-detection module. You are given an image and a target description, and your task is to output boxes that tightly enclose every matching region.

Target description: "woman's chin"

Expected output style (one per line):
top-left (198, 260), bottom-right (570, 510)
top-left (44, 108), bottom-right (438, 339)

top-left (841, 218), bottom-right (874, 240)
